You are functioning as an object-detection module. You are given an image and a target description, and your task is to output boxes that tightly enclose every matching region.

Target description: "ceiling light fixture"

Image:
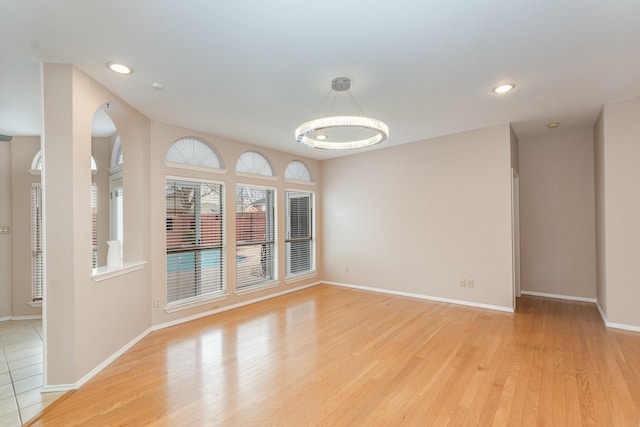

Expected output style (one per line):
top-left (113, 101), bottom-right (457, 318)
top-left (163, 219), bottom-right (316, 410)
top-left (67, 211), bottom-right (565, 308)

top-left (295, 77), bottom-right (389, 150)
top-left (106, 62), bottom-right (133, 74)
top-left (492, 83), bottom-right (516, 94)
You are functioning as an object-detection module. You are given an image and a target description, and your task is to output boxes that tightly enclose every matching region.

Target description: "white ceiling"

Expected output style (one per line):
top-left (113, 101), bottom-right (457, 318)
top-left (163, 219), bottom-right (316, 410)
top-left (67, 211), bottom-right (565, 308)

top-left (1, 0), bottom-right (639, 160)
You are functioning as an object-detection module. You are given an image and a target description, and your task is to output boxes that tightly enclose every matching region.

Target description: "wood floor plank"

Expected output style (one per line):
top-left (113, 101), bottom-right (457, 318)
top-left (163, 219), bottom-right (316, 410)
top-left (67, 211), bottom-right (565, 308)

top-left (28, 285), bottom-right (640, 426)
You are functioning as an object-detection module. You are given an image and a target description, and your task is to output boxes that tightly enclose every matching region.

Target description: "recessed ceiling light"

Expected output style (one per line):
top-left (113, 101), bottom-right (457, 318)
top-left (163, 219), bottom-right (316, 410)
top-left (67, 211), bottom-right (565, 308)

top-left (547, 122), bottom-right (560, 129)
top-left (316, 134), bottom-right (327, 141)
top-left (492, 83), bottom-right (516, 94)
top-left (106, 62), bottom-right (133, 74)
top-left (152, 82), bottom-right (164, 91)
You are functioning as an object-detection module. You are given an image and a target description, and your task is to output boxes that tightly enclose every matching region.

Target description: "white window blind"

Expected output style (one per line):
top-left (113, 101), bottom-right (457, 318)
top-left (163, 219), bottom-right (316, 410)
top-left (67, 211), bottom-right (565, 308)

top-left (91, 183), bottom-right (98, 268)
top-left (31, 183), bottom-right (43, 301)
top-left (236, 185), bottom-right (276, 290)
top-left (166, 179), bottom-right (225, 304)
top-left (285, 191), bottom-right (314, 276)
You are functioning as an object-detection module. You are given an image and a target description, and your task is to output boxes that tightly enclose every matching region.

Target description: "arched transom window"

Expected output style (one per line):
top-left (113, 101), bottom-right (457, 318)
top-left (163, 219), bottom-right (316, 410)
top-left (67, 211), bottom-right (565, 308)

top-left (285, 160), bottom-right (311, 182)
top-left (166, 138), bottom-right (222, 169)
top-left (235, 151), bottom-right (273, 176)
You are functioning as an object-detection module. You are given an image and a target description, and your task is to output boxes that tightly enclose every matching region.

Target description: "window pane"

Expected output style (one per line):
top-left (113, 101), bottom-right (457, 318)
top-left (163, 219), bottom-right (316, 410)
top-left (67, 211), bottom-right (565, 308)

top-left (166, 179), bottom-right (225, 305)
top-left (31, 184), bottom-right (43, 300)
top-left (285, 191), bottom-right (314, 277)
top-left (236, 185), bottom-right (276, 290)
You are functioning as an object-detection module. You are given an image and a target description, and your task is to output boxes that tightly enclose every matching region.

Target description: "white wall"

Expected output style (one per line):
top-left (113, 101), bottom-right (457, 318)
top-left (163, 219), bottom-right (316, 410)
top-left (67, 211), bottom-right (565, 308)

top-left (42, 64), bottom-right (152, 385)
top-left (519, 129), bottom-right (596, 299)
top-left (321, 124), bottom-right (515, 310)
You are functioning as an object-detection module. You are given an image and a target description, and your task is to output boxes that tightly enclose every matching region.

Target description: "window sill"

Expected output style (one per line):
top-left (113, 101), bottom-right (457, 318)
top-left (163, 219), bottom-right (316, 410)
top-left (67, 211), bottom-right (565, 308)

top-left (28, 301), bottom-right (42, 308)
top-left (91, 261), bottom-right (146, 282)
top-left (164, 293), bottom-right (229, 313)
top-left (235, 280), bottom-right (280, 296)
top-left (284, 271), bottom-right (317, 285)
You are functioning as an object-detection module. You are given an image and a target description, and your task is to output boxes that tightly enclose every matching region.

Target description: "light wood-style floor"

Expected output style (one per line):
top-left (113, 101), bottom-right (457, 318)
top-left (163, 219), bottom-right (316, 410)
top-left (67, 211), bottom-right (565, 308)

top-left (30, 285), bottom-right (640, 426)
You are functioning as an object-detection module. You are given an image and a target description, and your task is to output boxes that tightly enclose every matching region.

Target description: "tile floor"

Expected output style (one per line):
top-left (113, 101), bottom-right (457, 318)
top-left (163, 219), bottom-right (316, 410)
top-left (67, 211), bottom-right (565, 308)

top-left (0, 320), bottom-right (64, 426)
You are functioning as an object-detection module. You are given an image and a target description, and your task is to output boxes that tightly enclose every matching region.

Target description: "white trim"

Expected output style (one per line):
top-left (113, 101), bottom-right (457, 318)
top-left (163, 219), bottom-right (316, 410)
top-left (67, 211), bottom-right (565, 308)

top-left (154, 281), bottom-right (321, 332)
top-left (235, 281), bottom-right (280, 296)
top-left (11, 315), bottom-right (43, 320)
top-left (41, 384), bottom-right (76, 393)
top-left (235, 171), bottom-right (278, 181)
top-left (0, 316), bottom-right (11, 322)
top-left (166, 174), bottom-right (225, 186)
top-left (28, 301), bottom-right (43, 308)
top-left (27, 169), bottom-right (41, 175)
top-left (596, 301), bottom-right (640, 332)
top-left (521, 290), bottom-right (597, 303)
top-left (284, 179), bottom-right (317, 186)
top-left (164, 161), bottom-right (228, 175)
top-left (91, 261), bottom-right (146, 282)
top-left (325, 281), bottom-right (514, 313)
top-left (285, 272), bottom-right (318, 285)
top-left (42, 327), bottom-right (153, 392)
top-left (164, 293), bottom-right (229, 314)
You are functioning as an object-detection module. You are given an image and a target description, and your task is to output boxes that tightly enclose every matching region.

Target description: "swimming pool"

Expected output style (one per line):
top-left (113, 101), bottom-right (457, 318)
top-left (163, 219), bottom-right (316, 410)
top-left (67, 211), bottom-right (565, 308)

top-left (166, 250), bottom-right (246, 273)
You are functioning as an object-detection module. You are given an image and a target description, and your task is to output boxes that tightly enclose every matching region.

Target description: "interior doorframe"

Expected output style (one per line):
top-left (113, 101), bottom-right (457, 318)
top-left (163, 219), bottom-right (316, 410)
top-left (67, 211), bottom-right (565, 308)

top-left (511, 168), bottom-right (521, 308)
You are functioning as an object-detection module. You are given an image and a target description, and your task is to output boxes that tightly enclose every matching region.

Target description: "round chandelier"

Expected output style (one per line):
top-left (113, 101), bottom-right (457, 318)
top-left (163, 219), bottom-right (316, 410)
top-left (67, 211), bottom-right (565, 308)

top-left (295, 77), bottom-right (389, 150)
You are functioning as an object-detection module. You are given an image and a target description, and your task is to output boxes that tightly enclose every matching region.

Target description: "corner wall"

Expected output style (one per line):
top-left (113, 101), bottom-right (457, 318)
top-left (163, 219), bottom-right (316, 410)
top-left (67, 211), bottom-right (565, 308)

top-left (598, 97), bottom-right (640, 327)
top-left (321, 124), bottom-right (515, 310)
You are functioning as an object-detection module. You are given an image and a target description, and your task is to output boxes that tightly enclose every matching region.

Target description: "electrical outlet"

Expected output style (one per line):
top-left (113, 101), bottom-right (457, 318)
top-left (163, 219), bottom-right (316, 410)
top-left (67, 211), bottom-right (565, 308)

top-left (0, 226), bottom-right (9, 235)
top-left (467, 280), bottom-right (474, 288)
top-left (459, 278), bottom-right (466, 287)
top-left (153, 297), bottom-right (159, 308)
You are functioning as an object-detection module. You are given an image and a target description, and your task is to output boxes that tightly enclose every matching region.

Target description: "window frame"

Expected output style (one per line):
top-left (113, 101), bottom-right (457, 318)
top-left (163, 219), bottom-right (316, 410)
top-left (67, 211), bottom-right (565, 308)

top-left (285, 190), bottom-right (315, 278)
top-left (165, 176), bottom-right (226, 307)
top-left (235, 184), bottom-right (278, 293)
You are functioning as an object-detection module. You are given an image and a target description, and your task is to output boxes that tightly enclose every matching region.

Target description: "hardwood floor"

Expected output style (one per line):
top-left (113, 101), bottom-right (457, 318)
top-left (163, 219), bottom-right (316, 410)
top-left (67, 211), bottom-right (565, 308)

top-left (30, 285), bottom-right (640, 426)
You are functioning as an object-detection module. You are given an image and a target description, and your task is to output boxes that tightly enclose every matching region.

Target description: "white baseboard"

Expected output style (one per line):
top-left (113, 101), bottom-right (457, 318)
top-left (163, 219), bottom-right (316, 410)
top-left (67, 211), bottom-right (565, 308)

top-left (596, 301), bottom-right (640, 333)
top-left (40, 384), bottom-right (77, 393)
top-left (153, 281), bottom-right (322, 331)
top-left (0, 315), bottom-right (43, 322)
top-left (521, 290), bottom-right (597, 303)
top-left (42, 326), bottom-right (153, 392)
top-left (42, 281), bottom-right (323, 391)
top-left (324, 281), bottom-right (514, 313)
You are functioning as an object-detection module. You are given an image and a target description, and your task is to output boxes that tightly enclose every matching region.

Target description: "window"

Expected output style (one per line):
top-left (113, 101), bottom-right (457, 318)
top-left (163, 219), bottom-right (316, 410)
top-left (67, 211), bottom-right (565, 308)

top-left (285, 160), bottom-right (312, 182)
top-left (110, 174), bottom-right (123, 243)
top-left (109, 136), bottom-right (123, 261)
top-left (235, 151), bottom-right (273, 176)
top-left (236, 185), bottom-right (276, 290)
top-left (285, 191), bottom-right (314, 277)
top-left (166, 178), bottom-right (225, 304)
top-left (166, 138), bottom-right (221, 169)
top-left (31, 183), bottom-right (43, 301)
